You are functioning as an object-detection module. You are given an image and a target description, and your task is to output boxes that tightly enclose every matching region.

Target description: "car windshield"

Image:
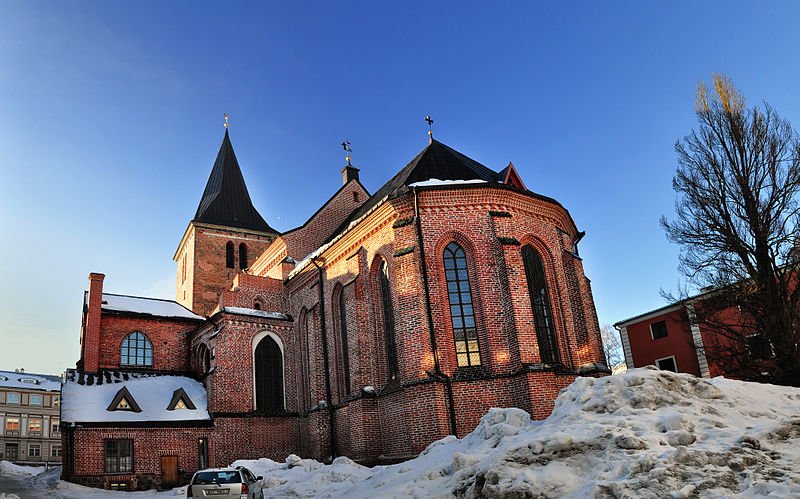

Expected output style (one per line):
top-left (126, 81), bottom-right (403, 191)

top-left (193, 471), bottom-right (241, 485)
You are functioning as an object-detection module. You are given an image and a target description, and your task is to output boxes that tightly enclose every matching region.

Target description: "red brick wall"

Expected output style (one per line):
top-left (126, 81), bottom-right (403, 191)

top-left (96, 315), bottom-right (198, 372)
top-left (176, 223), bottom-right (275, 316)
top-left (64, 417), bottom-right (298, 490)
top-left (281, 180), bottom-right (368, 261)
top-left (222, 273), bottom-right (287, 312)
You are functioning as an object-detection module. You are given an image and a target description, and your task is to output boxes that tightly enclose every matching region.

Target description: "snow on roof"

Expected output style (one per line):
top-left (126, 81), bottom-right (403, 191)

top-left (235, 368), bottom-right (800, 498)
top-left (0, 370), bottom-right (61, 392)
top-left (61, 371), bottom-right (209, 423)
top-left (100, 293), bottom-right (204, 320)
top-left (222, 307), bottom-right (290, 321)
top-left (408, 178), bottom-right (488, 188)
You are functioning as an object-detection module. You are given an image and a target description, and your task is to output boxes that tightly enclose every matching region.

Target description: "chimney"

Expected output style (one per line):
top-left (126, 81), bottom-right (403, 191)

top-left (341, 164), bottom-right (360, 185)
top-left (83, 272), bottom-right (105, 373)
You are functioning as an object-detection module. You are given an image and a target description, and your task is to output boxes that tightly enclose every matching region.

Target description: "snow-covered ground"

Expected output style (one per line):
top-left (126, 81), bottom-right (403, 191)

top-left (3, 368), bottom-right (799, 498)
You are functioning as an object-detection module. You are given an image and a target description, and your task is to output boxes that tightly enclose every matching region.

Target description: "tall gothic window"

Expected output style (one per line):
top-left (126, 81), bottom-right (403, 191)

top-left (444, 242), bottom-right (481, 367)
top-left (120, 331), bottom-right (153, 367)
top-left (239, 243), bottom-right (248, 269)
top-left (197, 343), bottom-right (211, 374)
top-left (298, 309), bottom-right (311, 411)
top-left (225, 241), bottom-right (235, 268)
top-left (522, 245), bottom-right (560, 364)
top-left (379, 260), bottom-right (399, 380)
top-left (254, 335), bottom-right (284, 411)
top-left (338, 288), bottom-right (351, 395)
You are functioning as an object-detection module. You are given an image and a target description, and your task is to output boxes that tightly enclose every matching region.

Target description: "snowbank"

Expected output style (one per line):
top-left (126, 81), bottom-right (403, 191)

top-left (8, 369), bottom-right (800, 497)
top-left (0, 460), bottom-right (46, 476)
top-left (236, 368), bottom-right (800, 498)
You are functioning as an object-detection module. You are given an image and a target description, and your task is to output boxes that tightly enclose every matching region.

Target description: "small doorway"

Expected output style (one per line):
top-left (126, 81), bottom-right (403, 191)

top-left (160, 456), bottom-right (178, 488)
top-left (5, 444), bottom-right (17, 462)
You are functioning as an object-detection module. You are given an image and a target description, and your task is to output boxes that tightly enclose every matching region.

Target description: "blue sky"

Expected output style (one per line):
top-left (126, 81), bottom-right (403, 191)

top-left (3, 2), bottom-right (800, 375)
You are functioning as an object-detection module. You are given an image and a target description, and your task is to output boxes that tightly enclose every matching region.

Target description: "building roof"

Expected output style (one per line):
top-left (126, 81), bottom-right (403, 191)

top-left (326, 139), bottom-right (570, 245)
top-left (193, 129), bottom-right (275, 233)
top-left (86, 292), bottom-right (204, 320)
top-left (61, 370), bottom-right (210, 423)
top-left (0, 370), bottom-right (61, 392)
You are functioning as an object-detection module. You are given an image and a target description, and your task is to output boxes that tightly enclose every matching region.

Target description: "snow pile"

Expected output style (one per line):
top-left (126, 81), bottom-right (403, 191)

top-left (239, 368), bottom-right (800, 498)
top-left (0, 460), bottom-right (46, 476)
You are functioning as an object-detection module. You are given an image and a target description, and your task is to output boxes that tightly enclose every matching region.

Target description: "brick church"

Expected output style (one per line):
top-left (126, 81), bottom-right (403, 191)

top-left (61, 127), bottom-right (608, 490)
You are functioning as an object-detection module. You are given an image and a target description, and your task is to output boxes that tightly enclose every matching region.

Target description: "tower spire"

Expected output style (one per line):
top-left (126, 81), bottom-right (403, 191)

top-left (193, 129), bottom-right (274, 232)
top-left (340, 139), bottom-right (360, 185)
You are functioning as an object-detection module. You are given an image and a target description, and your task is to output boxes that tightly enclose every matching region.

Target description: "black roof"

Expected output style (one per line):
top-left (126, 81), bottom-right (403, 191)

top-left (193, 130), bottom-right (275, 233)
top-left (333, 140), bottom-right (502, 232)
top-left (326, 139), bottom-right (570, 243)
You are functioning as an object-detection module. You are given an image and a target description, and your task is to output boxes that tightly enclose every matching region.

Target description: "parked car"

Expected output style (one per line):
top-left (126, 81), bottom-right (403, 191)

top-left (187, 466), bottom-right (264, 499)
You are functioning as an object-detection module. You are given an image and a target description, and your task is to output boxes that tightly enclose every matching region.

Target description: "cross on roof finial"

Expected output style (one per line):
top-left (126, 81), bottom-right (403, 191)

top-left (224, 113), bottom-right (230, 129)
top-left (342, 140), bottom-right (352, 165)
top-left (425, 115), bottom-right (434, 143)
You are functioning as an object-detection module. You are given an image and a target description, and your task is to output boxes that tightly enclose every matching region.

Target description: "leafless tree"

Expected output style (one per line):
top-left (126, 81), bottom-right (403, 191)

top-left (600, 324), bottom-right (626, 373)
top-left (661, 74), bottom-right (800, 386)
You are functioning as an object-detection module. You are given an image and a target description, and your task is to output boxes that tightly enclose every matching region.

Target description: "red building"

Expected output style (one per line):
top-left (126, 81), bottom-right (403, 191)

top-left (62, 129), bottom-right (608, 490)
top-left (615, 296), bottom-right (761, 379)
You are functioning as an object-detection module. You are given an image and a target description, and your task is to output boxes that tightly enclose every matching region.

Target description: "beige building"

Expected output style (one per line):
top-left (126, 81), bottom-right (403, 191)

top-left (0, 369), bottom-right (62, 465)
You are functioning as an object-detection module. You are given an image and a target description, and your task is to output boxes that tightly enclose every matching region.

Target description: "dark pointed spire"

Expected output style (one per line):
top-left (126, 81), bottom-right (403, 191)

top-left (193, 130), bottom-right (275, 233)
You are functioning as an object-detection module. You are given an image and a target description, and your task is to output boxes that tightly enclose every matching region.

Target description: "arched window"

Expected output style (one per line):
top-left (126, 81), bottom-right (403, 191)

top-left (337, 286), bottom-right (351, 395)
top-left (522, 245), bottom-right (560, 364)
top-left (254, 335), bottom-right (284, 411)
top-left (297, 308), bottom-right (310, 411)
top-left (239, 243), bottom-right (248, 269)
top-left (120, 331), bottom-right (153, 367)
top-left (197, 344), bottom-right (211, 374)
top-left (379, 260), bottom-right (399, 380)
top-left (225, 242), bottom-right (235, 268)
top-left (253, 296), bottom-right (265, 311)
top-left (444, 242), bottom-right (480, 367)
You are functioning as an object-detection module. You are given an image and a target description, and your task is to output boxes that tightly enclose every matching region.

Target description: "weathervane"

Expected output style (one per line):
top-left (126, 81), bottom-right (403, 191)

top-left (224, 113), bottom-right (230, 129)
top-left (342, 140), bottom-right (352, 165)
top-left (425, 115), bottom-right (434, 143)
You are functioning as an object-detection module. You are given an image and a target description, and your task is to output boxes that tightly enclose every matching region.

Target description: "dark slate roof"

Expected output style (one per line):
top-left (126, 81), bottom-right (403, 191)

top-left (329, 140), bottom-right (501, 235)
top-left (193, 130), bottom-right (275, 233)
top-left (326, 139), bottom-right (569, 243)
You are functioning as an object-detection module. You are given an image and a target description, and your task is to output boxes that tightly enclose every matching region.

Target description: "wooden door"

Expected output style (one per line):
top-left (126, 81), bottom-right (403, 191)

top-left (161, 456), bottom-right (178, 487)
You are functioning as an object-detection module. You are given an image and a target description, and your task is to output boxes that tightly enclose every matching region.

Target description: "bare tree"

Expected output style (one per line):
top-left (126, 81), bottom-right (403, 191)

top-left (600, 324), bottom-right (626, 373)
top-left (661, 74), bottom-right (800, 386)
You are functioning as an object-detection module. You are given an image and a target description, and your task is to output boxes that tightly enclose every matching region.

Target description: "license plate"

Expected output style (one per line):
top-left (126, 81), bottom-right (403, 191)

top-left (205, 489), bottom-right (229, 495)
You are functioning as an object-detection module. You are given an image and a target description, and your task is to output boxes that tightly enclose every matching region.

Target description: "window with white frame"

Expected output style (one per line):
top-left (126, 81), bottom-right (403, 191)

top-left (650, 320), bottom-right (668, 340)
top-left (656, 355), bottom-right (677, 372)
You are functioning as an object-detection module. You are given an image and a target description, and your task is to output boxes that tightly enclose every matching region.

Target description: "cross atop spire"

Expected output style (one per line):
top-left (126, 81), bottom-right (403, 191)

top-left (224, 113), bottom-right (230, 129)
top-left (342, 140), bottom-right (352, 166)
top-left (425, 115), bottom-right (434, 143)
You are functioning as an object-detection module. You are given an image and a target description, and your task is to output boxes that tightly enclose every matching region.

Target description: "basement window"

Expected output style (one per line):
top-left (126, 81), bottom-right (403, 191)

top-left (656, 356), bottom-right (677, 372)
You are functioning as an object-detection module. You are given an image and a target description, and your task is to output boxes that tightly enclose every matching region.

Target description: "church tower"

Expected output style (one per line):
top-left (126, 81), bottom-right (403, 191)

top-left (174, 129), bottom-right (277, 316)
